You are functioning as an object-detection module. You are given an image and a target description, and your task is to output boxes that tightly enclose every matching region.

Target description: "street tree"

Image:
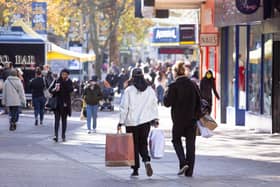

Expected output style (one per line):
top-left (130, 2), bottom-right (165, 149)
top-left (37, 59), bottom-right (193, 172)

top-left (82, 0), bottom-right (127, 79)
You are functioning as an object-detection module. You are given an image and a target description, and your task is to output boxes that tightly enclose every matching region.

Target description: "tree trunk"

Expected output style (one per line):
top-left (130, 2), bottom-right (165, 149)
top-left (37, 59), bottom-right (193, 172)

top-left (94, 51), bottom-right (102, 80)
top-left (109, 22), bottom-right (120, 67)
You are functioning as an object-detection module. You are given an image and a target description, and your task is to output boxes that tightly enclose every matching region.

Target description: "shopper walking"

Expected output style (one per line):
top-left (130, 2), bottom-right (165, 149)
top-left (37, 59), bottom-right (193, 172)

top-left (2, 69), bottom-right (26, 131)
top-left (49, 69), bottom-right (73, 142)
top-left (200, 70), bottom-right (220, 114)
top-left (118, 68), bottom-right (158, 177)
top-left (164, 61), bottom-right (201, 177)
top-left (30, 68), bottom-right (46, 126)
top-left (83, 76), bottom-right (103, 133)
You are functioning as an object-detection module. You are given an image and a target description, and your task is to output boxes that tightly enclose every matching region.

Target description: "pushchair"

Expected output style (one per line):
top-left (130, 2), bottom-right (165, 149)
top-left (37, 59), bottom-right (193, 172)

top-left (100, 80), bottom-right (115, 111)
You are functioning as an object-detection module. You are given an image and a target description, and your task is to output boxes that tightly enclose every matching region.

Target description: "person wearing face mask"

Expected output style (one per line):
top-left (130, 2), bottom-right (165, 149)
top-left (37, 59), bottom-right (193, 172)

top-left (199, 70), bottom-right (220, 115)
top-left (83, 76), bottom-right (103, 134)
top-left (49, 69), bottom-right (73, 142)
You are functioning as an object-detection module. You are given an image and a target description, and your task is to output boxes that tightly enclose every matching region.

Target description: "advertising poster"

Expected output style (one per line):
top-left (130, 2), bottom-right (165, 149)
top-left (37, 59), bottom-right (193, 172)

top-left (32, 2), bottom-right (47, 34)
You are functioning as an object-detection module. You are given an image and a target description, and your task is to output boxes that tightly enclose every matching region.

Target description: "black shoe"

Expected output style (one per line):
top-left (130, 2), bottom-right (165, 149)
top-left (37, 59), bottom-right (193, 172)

top-left (9, 122), bottom-right (14, 131)
top-left (145, 162), bottom-right (153, 177)
top-left (35, 120), bottom-right (38, 126)
top-left (62, 138), bottom-right (66, 142)
top-left (53, 137), bottom-right (58, 142)
top-left (13, 123), bottom-right (17, 131)
top-left (131, 169), bottom-right (139, 177)
top-left (40, 121), bottom-right (43, 125)
top-left (184, 168), bottom-right (193, 177)
top-left (178, 164), bottom-right (189, 176)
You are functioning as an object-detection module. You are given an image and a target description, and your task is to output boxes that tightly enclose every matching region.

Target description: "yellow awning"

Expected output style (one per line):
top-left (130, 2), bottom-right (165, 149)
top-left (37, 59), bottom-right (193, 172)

top-left (12, 20), bottom-right (95, 62)
top-left (47, 42), bottom-right (95, 62)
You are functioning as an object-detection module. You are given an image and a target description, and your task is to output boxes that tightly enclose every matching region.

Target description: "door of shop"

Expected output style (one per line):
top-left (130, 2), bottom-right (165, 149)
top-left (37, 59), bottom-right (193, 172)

top-left (272, 33), bottom-right (280, 133)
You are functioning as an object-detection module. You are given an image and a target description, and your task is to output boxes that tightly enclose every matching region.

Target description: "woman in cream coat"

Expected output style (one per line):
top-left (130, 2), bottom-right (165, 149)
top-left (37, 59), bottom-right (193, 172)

top-left (2, 69), bottom-right (26, 131)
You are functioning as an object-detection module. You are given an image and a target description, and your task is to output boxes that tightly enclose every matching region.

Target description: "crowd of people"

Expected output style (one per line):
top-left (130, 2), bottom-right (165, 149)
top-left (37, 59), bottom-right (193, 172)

top-left (0, 59), bottom-right (220, 179)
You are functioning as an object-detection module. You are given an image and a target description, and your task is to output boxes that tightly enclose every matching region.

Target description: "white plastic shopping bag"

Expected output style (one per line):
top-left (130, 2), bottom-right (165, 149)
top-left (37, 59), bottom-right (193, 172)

top-left (149, 128), bottom-right (165, 159)
top-left (197, 120), bottom-right (214, 138)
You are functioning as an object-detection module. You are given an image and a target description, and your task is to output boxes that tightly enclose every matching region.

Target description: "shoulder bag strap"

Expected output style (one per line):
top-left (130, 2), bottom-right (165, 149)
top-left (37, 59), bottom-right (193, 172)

top-left (8, 79), bottom-right (19, 94)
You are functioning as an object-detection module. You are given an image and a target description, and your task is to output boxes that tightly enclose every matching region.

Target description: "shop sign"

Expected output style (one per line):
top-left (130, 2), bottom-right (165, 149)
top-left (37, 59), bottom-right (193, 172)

top-left (179, 24), bottom-right (195, 45)
top-left (32, 2), bottom-right (47, 34)
top-left (152, 27), bottom-right (179, 44)
top-left (236, 0), bottom-right (260, 14)
top-left (215, 0), bottom-right (263, 27)
top-left (199, 33), bottom-right (219, 47)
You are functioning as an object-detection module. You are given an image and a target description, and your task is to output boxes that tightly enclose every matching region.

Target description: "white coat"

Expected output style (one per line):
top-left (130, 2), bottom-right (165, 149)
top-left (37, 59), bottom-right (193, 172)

top-left (2, 76), bottom-right (26, 107)
top-left (119, 85), bottom-right (158, 126)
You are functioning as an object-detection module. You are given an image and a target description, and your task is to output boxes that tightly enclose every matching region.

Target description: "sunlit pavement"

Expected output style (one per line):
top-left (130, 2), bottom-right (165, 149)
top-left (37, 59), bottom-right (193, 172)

top-left (0, 103), bottom-right (279, 187)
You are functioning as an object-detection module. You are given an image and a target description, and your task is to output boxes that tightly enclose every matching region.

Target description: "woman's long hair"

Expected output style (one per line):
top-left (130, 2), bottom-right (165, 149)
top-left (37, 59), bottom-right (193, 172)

top-left (129, 68), bottom-right (148, 92)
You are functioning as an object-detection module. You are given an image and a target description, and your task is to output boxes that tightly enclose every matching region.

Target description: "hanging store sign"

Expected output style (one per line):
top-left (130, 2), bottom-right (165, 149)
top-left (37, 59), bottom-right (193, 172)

top-left (152, 27), bottom-right (179, 46)
top-left (199, 33), bottom-right (219, 47)
top-left (179, 24), bottom-right (195, 45)
top-left (236, 0), bottom-right (260, 14)
top-left (32, 2), bottom-right (47, 34)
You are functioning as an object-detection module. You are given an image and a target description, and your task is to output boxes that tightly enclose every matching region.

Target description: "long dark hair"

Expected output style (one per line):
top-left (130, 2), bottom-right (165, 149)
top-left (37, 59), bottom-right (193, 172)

top-left (130, 68), bottom-right (148, 92)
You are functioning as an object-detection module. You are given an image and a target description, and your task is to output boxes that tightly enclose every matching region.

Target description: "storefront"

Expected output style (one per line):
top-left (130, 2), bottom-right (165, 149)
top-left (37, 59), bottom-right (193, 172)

top-left (215, 0), bottom-right (280, 133)
top-left (200, 0), bottom-right (220, 119)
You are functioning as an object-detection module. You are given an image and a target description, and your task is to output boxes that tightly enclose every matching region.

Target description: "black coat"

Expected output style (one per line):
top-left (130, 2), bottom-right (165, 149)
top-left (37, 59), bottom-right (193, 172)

top-left (164, 76), bottom-right (200, 130)
top-left (30, 77), bottom-right (45, 98)
top-left (49, 78), bottom-right (73, 116)
top-left (199, 77), bottom-right (220, 103)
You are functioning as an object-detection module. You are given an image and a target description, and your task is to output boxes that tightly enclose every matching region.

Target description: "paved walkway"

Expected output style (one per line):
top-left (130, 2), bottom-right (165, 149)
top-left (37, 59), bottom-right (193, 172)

top-left (0, 107), bottom-right (279, 187)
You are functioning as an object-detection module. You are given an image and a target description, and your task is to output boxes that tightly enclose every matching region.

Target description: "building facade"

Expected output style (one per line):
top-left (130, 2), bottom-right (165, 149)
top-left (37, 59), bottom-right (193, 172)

top-left (215, 0), bottom-right (280, 133)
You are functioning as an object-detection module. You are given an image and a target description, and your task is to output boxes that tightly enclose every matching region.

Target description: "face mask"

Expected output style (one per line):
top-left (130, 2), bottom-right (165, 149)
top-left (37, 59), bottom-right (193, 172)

top-left (206, 73), bottom-right (212, 79)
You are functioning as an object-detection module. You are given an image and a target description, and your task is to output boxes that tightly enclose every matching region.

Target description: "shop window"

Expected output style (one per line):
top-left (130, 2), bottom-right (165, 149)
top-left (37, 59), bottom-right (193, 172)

top-left (248, 25), bottom-right (262, 113)
top-left (227, 27), bottom-right (235, 107)
top-left (263, 34), bottom-right (273, 115)
top-left (238, 26), bottom-right (247, 109)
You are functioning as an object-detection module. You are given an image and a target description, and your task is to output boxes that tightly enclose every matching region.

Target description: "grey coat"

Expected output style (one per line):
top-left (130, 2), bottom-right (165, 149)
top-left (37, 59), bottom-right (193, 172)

top-left (2, 76), bottom-right (26, 107)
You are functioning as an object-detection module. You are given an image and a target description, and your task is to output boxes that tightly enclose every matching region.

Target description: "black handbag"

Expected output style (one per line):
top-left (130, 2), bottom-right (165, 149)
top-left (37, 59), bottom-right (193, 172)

top-left (45, 97), bottom-right (57, 110)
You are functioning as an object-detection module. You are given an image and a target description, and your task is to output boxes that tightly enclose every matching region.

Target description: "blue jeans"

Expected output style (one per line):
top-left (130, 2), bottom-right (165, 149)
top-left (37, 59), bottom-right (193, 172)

top-left (86, 104), bottom-right (98, 130)
top-left (33, 96), bottom-right (46, 121)
top-left (156, 85), bottom-right (164, 105)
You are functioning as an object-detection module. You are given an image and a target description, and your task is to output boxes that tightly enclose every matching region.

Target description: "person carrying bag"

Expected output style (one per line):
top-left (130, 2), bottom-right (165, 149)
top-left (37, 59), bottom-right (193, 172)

top-left (117, 68), bottom-right (159, 177)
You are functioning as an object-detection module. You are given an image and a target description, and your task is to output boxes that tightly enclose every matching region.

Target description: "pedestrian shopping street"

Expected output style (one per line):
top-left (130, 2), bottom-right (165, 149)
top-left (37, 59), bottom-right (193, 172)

top-left (0, 103), bottom-right (279, 187)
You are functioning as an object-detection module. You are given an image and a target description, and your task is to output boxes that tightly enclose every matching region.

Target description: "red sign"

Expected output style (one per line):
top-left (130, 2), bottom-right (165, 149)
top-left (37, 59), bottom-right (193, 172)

top-left (158, 48), bottom-right (185, 54)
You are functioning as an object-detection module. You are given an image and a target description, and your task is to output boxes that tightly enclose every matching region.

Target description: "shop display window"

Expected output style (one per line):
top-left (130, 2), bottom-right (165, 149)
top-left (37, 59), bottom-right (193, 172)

top-left (263, 34), bottom-right (273, 115)
top-left (248, 25), bottom-right (262, 113)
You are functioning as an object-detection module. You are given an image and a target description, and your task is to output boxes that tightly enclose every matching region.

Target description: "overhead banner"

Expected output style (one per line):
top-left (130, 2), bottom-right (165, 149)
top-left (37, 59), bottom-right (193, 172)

top-left (32, 2), bottom-right (47, 34)
top-left (179, 24), bottom-right (195, 45)
top-left (152, 27), bottom-right (179, 46)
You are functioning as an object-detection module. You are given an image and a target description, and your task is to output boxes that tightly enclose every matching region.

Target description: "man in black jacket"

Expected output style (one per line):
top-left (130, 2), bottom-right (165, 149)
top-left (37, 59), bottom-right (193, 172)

top-left (164, 61), bottom-right (200, 177)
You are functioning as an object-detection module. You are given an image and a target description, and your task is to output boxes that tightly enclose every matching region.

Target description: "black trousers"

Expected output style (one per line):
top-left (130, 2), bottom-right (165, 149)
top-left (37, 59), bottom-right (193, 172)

top-left (126, 123), bottom-right (151, 170)
top-left (172, 122), bottom-right (197, 176)
top-left (54, 108), bottom-right (68, 139)
top-left (9, 106), bottom-right (19, 123)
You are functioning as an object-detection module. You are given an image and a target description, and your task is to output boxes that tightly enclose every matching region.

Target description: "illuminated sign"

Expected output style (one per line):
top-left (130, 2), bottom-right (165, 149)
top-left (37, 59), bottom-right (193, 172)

top-left (152, 27), bottom-right (179, 44)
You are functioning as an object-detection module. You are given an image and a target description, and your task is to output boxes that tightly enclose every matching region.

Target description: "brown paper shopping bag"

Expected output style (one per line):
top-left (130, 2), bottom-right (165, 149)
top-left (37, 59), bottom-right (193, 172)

top-left (105, 133), bottom-right (135, 167)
